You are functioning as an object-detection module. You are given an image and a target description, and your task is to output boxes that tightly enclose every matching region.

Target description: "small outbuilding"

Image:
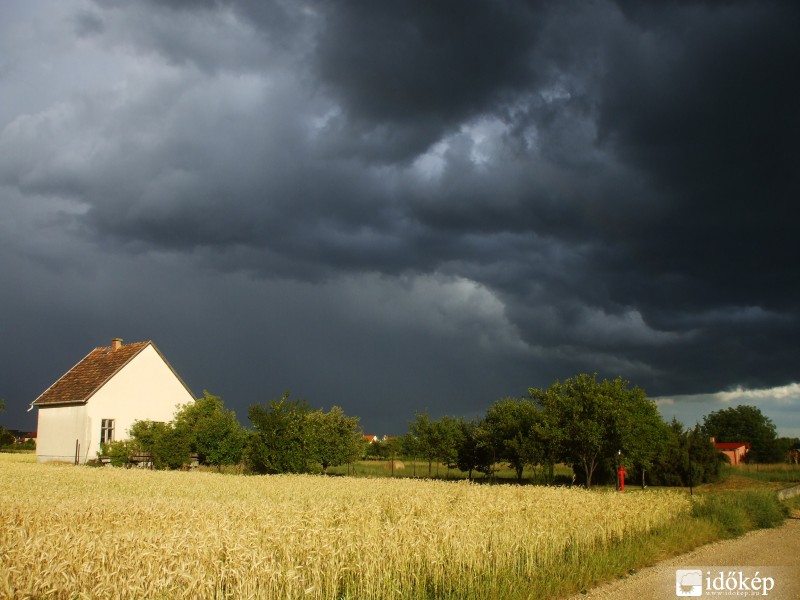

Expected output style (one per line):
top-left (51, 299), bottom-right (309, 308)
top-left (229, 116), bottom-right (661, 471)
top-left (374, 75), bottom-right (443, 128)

top-left (30, 338), bottom-right (194, 464)
top-left (713, 440), bottom-right (751, 465)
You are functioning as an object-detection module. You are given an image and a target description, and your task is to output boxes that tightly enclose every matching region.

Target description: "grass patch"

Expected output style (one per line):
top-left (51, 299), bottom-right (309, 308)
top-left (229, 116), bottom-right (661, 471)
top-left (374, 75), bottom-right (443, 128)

top-left (692, 490), bottom-right (788, 536)
top-left (722, 463), bottom-right (800, 484)
top-left (780, 493), bottom-right (800, 516)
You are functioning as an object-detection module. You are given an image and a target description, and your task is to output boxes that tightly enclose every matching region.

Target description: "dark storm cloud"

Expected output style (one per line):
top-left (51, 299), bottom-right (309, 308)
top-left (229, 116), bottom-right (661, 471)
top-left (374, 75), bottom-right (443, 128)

top-left (584, 0), bottom-right (800, 393)
top-left (599, 1), bottom-right (800, 304)
top-left (312, 1), bottom-right (546, 161)
top-left (1, 0), bottom-right (799, 434)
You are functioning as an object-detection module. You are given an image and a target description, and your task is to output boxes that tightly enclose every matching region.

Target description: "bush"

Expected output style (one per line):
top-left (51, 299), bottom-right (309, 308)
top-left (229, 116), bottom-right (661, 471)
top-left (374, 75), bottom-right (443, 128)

top-left (101, 440), bottom-right (135, 467)
top-left (129, 420), bottom-right (192, 470)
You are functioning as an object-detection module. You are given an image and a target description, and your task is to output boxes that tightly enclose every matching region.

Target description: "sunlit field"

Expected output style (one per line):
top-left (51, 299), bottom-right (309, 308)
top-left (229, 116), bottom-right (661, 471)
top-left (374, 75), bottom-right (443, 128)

top-left (1, 453), bottom-right (691, 599)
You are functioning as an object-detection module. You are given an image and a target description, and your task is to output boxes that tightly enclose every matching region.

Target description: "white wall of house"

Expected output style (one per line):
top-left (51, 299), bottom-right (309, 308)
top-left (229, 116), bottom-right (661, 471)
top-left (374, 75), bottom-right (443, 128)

top-left (36, 344), bottom-right (194, 463)
top-left (36, 404), bottom-right (90, 463)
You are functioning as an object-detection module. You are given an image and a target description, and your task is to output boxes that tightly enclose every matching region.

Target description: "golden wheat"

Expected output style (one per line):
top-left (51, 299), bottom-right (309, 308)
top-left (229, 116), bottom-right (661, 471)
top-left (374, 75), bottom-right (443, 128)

top-left (0, 453), bottom-right (690, 599)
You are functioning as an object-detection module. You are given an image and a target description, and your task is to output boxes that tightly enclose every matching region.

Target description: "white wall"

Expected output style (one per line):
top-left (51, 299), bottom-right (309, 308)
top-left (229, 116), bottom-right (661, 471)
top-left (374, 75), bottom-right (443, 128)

top-left (36, 344), bottom-right (194, 463)
top-left (36, 404), bottom-right (89, 463)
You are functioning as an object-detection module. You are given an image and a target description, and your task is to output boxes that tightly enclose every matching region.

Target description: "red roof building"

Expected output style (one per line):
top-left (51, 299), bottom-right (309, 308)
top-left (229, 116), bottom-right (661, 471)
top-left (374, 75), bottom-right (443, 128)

top-left (713, 440), bottom-right (751, 465)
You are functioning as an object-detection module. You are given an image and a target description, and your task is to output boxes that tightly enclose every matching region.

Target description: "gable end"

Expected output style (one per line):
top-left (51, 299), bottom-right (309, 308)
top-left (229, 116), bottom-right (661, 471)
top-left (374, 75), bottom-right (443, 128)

top-left (31, 341), bottom-right (158, 407)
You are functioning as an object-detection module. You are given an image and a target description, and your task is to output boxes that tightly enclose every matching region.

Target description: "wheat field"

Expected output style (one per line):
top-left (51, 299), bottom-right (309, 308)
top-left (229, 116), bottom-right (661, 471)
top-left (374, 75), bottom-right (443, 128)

top-left (0, 454), bottom-right (690, 599)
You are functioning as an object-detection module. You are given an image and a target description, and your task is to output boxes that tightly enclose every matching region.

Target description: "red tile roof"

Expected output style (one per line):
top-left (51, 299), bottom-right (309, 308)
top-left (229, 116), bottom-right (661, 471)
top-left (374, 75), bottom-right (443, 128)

top-left (32, 341), bottom-right (153, 406)
top-left (714, 442), bottom-right (751, 450)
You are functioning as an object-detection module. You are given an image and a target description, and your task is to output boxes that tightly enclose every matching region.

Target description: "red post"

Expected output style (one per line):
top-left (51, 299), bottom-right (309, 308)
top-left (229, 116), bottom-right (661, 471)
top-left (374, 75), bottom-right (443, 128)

top-left (617, 465), bottom-right (627, 492)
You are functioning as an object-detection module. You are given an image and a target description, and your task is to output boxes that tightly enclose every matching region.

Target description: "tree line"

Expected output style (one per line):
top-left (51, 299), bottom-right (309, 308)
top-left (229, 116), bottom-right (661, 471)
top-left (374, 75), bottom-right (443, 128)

top-left (403, 375), bottom-right (795, 488)
top-left (404, 374), bottom-right (723, 488)
top-left (100, 374), bottom-right (798, 486)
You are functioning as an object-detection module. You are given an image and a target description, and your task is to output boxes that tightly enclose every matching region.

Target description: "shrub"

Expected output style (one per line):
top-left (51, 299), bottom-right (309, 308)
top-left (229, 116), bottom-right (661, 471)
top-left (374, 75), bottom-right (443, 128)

top-left (101, 440), bottom-right (135, 467)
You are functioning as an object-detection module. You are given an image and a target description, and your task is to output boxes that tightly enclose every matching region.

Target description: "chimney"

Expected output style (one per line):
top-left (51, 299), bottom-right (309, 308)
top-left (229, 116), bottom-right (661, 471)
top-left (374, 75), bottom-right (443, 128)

top-left (111, 338), bottom-right (123, 351)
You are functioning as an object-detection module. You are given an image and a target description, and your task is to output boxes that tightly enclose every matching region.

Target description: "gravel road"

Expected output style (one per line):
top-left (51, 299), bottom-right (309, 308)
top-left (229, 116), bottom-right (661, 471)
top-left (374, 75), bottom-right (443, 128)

top-left (565, 518), bottom-right (800, 600)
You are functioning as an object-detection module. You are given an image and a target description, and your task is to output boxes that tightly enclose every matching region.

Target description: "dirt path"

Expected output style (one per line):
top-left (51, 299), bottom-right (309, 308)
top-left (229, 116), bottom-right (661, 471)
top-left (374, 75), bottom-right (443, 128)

top-left (565, 518), bottom-right (800, 599)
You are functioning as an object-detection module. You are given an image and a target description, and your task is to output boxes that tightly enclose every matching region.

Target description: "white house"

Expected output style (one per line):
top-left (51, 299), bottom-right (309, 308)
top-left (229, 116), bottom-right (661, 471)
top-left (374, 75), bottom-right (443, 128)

top-left (30, 338), bottom-right (195, 464)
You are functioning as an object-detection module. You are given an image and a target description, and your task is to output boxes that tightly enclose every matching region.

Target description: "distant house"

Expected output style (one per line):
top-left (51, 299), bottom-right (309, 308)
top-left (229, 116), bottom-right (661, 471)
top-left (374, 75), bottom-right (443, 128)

top-left (713, 440), bottom-right (751, 465)
top-left (30, 338), bottom-right (194, 464)
top-left (363, 435), bottom-right (379, 443)
top-left (6, 430), bottom-right (37, 444)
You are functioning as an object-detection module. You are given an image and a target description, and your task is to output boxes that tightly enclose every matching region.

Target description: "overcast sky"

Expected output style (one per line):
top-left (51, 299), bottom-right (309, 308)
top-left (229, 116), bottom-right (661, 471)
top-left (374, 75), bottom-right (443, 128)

top-left (2, 0), bottom-right (798, 437)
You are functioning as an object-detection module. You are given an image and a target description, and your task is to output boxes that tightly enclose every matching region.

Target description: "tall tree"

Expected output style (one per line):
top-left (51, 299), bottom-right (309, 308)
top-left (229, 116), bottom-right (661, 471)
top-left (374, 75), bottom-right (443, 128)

top-left (408, 411), bottom-right (438, 477)
top-left (174, 391), bottom-right (246, 469)
top-left (650, 419), bottom-right (691, 487)
top-left (649, 419), bottom-right (723, 487)
top-left (406, 412), bottom-right (464, 478)
top-left (308, 405), bottom-right (362, 474)
top-left (455, 418), bottom-right (494, 480)
top-left (246, 393), bottom-right (315, 474)
top-left (613, 388), bottom-right (671, 488)
top-left (400, 431), bottom-right (421, 477)
top-left (702, 405), bottom-right (781, 463)
top-left (531, 374), bottom-right (664, 488)
top-left (482, 397), bottom-right (542, 483)
top-left (687, 424), bottom-right (723, 485)
top-left (433, 415), bottom-right (464, 477)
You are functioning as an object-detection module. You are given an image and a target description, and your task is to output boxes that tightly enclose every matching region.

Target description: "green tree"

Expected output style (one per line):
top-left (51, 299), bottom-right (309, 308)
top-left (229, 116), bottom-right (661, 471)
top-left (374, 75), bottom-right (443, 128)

top-left (702, 405), bottom-right (781, 463)
top-left (246, 393), bottom-right (315, 474)
top-left (482, 397), bottom-right (542, 483)
top-left (382, 435), bottom-right (403, 473)
top-left (409, 411), bottom-right (438, 477)
top-left (528, 400), bottom-right (564, 485)
top-left (614, 390), bottom-right (671, 488)
top-left (174, 391), bottom-right (246, 469)
top-left (128, 420), bottom-right (189, 469)
top-left (434, 415), bottom-right (465, 478)
top-left (400, 432), bottom-right (421, 477)
top-left (129, 420), bottom-right (192, 470)
top-left (102, 439), bottom-right (136, 467)
top-left (687, 424), bottom-right (723, 485)
top-left (455, 418), bottom-right (494, 480)
top-left (308, 406), bottom-right (362, 474)
top-left (129, 419), bottom-right (165, 456)
top-left (407, 411), bottom-right (464, 478)
top-left (650, 419), bottom-right (691, 486)
top-left (531, 374), bottom-right (664, 488)
top-left (649, 419), bottom-right (723, 487)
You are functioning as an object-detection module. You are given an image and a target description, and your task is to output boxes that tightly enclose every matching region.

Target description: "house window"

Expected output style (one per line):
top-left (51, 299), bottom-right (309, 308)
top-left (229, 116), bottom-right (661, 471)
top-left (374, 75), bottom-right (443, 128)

top-left (100, 419), bottom-right (115, 444)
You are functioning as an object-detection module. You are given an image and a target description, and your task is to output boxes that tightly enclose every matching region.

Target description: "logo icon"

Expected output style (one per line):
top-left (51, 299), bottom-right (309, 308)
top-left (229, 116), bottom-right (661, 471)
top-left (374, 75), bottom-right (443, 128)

top-left (676, 569), bottom-right (703, 596)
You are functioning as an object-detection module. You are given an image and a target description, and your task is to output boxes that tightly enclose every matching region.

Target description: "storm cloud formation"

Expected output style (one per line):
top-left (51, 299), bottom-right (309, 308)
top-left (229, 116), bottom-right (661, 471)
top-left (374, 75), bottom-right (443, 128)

top-left (1, 0), bottom-right (798, 435)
